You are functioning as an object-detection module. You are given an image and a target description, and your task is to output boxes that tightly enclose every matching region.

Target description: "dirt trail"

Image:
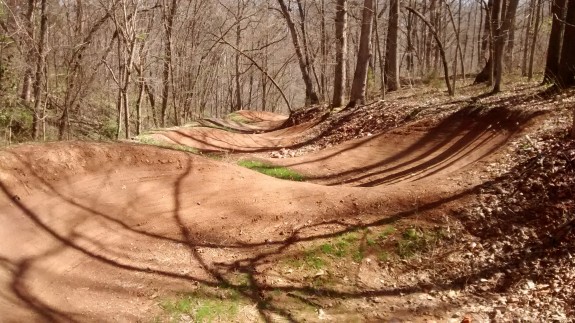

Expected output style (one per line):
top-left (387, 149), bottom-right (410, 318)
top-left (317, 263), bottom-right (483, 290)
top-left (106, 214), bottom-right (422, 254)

top-left (0, 107), bottom-right (544, 321)
top-left (148, 119), bottom-right (318, 152)
top-left (200, 110), bottom-right (289, 133)
top-left (267, 106), bottom-right (541, 186)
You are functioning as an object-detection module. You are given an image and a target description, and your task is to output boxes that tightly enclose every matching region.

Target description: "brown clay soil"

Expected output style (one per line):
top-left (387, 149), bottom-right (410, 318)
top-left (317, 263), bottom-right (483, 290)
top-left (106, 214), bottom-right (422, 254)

top-left (146, 119), bottom-right (319, 152)
top-left (198, 110), bottom-right (289, 133)
top-left (0, 84), bottom-right (573, 322)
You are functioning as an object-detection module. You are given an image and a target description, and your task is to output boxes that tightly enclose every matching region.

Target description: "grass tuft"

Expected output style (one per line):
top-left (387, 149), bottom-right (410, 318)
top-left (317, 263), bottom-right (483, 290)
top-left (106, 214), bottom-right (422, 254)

top-left (396, 227), bottom-right (445, 259)
top-left (238, 160), bottom-right (305, 181)
top-left (160, 287), bottom-right (244, 322)
top-left (228, 112), bottom-right (255, 124)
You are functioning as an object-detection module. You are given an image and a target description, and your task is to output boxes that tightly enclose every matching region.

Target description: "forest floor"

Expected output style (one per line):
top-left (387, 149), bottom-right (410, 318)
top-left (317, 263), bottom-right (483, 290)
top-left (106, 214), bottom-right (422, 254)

top-left (0, 81), bottom-right (573, 322)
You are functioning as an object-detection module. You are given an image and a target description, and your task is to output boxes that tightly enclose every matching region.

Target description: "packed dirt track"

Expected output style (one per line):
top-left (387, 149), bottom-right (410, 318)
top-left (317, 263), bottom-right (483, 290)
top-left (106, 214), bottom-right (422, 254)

top-left (266, 106), bottom-right (542, 186)
top-left (147, 119), bottom-right (318, 152)
top-left (0, 94), bottom-right (570, 321)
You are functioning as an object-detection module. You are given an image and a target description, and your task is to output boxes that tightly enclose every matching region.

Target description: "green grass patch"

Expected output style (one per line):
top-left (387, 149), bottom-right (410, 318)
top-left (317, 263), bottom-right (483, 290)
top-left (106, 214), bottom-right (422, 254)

top-left (303, 250), bottom-right (327, 269)
top-left (396, 227), bottom-right (445, 259)
top-left (283, 230), bottom-right (365, 273)
top-left (228, 112), bottom-right (255, 124)
top-left (159, 287), bottom-right (246, 323)
top-left (378, 226), bottom-right (396, 239)
top-left (237, 160), bottom-right (305, 181)
top-left (377, 251), bottom-right (390, 262)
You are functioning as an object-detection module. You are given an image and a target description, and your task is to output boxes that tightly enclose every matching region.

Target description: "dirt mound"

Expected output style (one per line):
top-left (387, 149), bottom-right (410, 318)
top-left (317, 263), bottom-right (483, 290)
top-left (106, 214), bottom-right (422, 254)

top-left (147, 120), bottom-right (319, 152)
top-left (145, 100), bottom-right (420, 155)
top-left (199, 111), bottom-right (288, 133)
top-left (0, 98), bottom-right (563, 321)
top-left (0, 142), bottom-right (387, 321)
top-left (268, 107), bottom-right (545, 186)
top-left (234, 110), bottom-right (288, 122)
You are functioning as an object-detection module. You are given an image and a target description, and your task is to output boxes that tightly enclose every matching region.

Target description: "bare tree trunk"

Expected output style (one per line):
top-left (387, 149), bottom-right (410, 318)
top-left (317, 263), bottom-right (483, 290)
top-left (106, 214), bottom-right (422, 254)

top-left (477, 1), bottom-right (486, 68)
top-left (21, 0), bottom-right (35, 103)
top-left (320, 0), bottom-right (328, 102)
top-left (161, 0), bottom-right (177, 127)
top-left (32, 0), bottom-right (47, 140)
top-left (488, 0), bottom-right (502, 86)
top-left (406, 7), bottom-right (454, 95)
top-left (217, 36), bottom-right (292, 112)
top-left (527, 0), bottom-right (542, 80)
top-left (135, 74), bottom-right (144, 136)
top-left (442, 0), bottom-right (465, 93)
top-left (374, 1), bottom-right (386, 98)
top-left (492, 0), bottom-right (520, 93)
top-left (522, 0), bottom-right (535, 76)
top-left (347, 0), bottom-right (375, 108)
top-left (557, 0), bottom-right (575, 88)
top-left (277, 0), bottom-right (319, 105)
top-left (385, 0), bottom-right (400, 91)
top-left (234, 19), bottom-right (242, 111)
top-left (123, 39), bottom-right (136, 139)
top-left (426, 0), bottom-right (437, 73)
top-left (572, 106), bottom-right (575, 138)
top-left (296, 0), bottom-right (322, 98)
top-left (332, 0), bottom-right (348, 108)
top-left (474, 0), bottom-right (501, 84)
top-left (543, 0), bottom-right (567, 84)
top-left (504, 16), bottom-right (516, 72)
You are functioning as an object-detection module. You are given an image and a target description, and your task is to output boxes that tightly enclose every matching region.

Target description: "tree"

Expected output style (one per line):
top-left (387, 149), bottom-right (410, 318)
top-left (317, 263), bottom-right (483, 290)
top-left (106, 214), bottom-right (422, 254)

top-left (406, 7), bottom-right (453, 95)
top-left (276, 0), bottom-right (319, 106)
top-left (347, 0), bottom-right (374, 108)
top-left (556, 0), bottom-right (575, 88)
top-left (491, 0), bottom-right (520, 93)
top-left (385, 0), bottom-right (400, 92)
top-left (31, 0), bottom-right (47, 140)
top-left (332, 0), bottom-right (347, 108)
top-left (21, 0), bottom-right (35, 103)
top-left (527, 0), bottom-right (543, 80)
top-left (474, 0), bottom-right (498, 85)
top-left (161, 0), bottom-right (177, 127)
top-left (543, 0), bottom-right (568, 84)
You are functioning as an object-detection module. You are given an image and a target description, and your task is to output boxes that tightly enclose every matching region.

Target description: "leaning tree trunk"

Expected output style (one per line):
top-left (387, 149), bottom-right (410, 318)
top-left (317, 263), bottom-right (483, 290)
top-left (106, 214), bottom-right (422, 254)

top-left (347, 0), bottom-right (375, 108)
top-left (543, 0), bottom-right (568, 84)
top-left (332, 0), bottom-right (348, 108)
top-left (277, 0), bottom-right (319, 106)
top-left (406, 7), bottom-right (454, 95)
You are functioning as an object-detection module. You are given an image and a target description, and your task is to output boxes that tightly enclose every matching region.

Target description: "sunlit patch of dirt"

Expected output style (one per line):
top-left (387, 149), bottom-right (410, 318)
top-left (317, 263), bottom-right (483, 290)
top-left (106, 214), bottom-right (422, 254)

top-left (0, 83), bottom-right (573, 321)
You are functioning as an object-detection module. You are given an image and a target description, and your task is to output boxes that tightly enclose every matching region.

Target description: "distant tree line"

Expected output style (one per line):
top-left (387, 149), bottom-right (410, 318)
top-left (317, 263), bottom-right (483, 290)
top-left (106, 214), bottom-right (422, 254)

top-left (0, 0), bottom-right (573, 143)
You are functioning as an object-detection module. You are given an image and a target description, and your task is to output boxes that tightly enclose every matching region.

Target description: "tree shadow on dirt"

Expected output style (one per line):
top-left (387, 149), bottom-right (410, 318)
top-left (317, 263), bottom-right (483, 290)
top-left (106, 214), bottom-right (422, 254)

top-left (1, 131), bottom-right (570, 321)
top-left (0, 155), bottom-right (478, 321)
top-left (280, 105), bottom-right (545, 187)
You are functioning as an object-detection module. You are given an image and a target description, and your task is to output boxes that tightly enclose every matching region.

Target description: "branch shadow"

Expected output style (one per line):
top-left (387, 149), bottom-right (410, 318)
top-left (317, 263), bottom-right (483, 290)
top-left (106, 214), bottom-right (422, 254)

top-left (0, 126), bottom-right (568, 321)
top-left (0, 148), bottom-right (477, 321)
